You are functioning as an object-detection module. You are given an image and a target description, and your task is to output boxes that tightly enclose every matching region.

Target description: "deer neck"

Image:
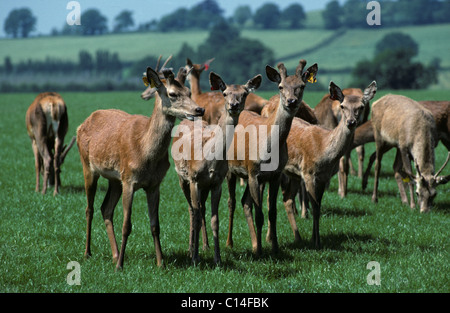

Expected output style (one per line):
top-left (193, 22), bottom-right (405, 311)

top-left (271, 96), bottom-right (296, 145)
top-left (205, 108), bottom-right (239, 160)
top-left (326, 118), bottom-right (355, 162)
top-left (189, 73), bottom-right (202, 97)
top-left (142, 96), bottom-right (176, 158)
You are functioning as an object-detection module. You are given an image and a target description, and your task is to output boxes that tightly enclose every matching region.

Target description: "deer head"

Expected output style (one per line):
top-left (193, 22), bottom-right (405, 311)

top-left (146, 66), bottom-right (204, 121)
top-left (414, 152), bottom-right (450, 212)
top-left (209, 72), bottom-right (262, 117)
top-left (266, 59), bottom-right (318, 114)
top-left (329, 81), bottom-right (377, 129)
top-left (186, 58), bottom-right (215, 79)
top-left (141, 55), bottom-right (172, 101)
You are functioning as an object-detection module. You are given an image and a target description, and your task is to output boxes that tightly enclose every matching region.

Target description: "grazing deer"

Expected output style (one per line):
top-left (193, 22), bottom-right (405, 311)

top-left (25, 92), bottom-right (76, 196)
top-left (173, 72), bottom-right (262, 264)
top-left (77, 67), bottom-right (205, 270)
top-left (278, 81), bottom-right (376, 248)
top-left (226, 60), bottom-right (318, 255)
top-left (370, 94), bottom-right (447, 213)
top-left (185, 58), bottom-right (269, 124)
top-left (363, 100), bottom-right (450, 194)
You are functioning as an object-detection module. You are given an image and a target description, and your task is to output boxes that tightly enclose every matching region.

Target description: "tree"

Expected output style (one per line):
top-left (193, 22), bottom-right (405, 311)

top-left (342, 0), bottom-right (366, 28)
top-left (281, 3), bottom-right (306, 29)
top-left (233, 5), bottom-right (252, 27)
top-left (4, 8), bottom-right (36, 38)
top-left (81, 9), bottom-right (108, 35)
top-left (114, 10), bottom-right (134, 33)
top-left (375, 32), bottom-right (419, 59)
top-left (322, 0), bottom-right (342, 30)
top-left (253, 3), bottom-right (281, 29)
top-left (352, 33), bottom-right (438, 89)
top-left (158, 8), bottom-right (190, 32)
top-left (189, 0), bottom-right (224, 28)
top-left (78, 50), bottom-right (94, 72)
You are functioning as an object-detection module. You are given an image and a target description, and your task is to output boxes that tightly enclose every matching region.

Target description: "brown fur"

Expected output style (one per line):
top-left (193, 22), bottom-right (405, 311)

top-left (226, 60), bottom-right (318, 255)
top-left (173, 72), bottom-right (262, 264)
top-left (25, 92), bottom-right (75, 195)
top-left (77, 67), bottom-right (204, 270)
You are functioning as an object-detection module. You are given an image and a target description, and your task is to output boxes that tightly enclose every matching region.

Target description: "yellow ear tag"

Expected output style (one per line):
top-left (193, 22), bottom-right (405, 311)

top-left (142, 76), bottom-right (150, 87)
top-left (402, 177), bottom-right (410, 183)
top-left (307, 72), bottom-right (317, 83)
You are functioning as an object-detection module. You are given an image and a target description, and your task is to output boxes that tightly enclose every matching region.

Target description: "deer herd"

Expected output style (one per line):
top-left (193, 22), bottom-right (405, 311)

top-left (25, 55), bottom-right (449, 270)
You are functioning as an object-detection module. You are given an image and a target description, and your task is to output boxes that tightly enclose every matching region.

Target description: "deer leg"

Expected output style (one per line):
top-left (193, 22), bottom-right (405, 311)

top-left (200, 188), bottom-right (210, 251)
top-left (393, 149), bottom-right (409, 205)
top-left (372, 144), bottom-right (388, 204)
top-left (100, 180), bottom-right (122, 263)
top-left (279, 175), bottom-right (301, 245)
top-left (356, 145), bottom-right (365, 179)
top-left (116, 183), bottom-right (134, 270)
top-left (31, 140), bottom-right (41, 192)
top-left (241, 183), bottom-right (257, 253)
top-left (53, 136), bottom-right (63, 196)
top-left (266, 176), bottom-right (280, 254)
top-left (83, 168), bottom-right (99, 259)
top-left (362, 151), bottom-right (376, 190)
top-left (210, 184), bottom-right (222, 265)
top-left (178, 177), bottom-right (195, 252)
top-left (399, 149), bottom-right (415, 209)
top-left (189, 182), bottom-right (201, 265)
top-left (146, 186), bottom-right (164, 267)
top-left (338, 153), bottom-right (349, 198)
top-left (305, 177), bottom-right (324, 249)
top-left (36, 137), bottom-right (52, 195)
top-left (300, 178), bottom-right (309, 219)
top-left (248, 176), bottom-right (263, 256)
top-left (226, 173), bottom-right (237, 248)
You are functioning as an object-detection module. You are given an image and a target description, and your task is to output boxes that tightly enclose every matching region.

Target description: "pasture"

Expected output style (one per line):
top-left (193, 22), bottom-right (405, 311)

top-left (0, 88), bottom-right (449, 293)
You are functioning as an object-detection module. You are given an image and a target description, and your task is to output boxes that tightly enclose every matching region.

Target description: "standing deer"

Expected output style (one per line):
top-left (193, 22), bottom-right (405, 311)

top-left (185, 58), bottom-right (269, 124)
top-left (370, 94), bottom-right (446, 213)
top-left (277, 81), bottom-right (377, 248)
top-left (226, 60), bottom-right (318, 255)
top-left (173, 72), bottom-right (262, 264)
top-left (77, 67), bottom-right (204, 270)
top-left (25, 92), bottom-right (76, 196)
top-left (141, 55), bottom-right (173, 101)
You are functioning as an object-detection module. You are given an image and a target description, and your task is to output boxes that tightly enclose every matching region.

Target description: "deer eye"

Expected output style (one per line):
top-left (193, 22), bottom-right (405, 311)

top-left (278, 85), bottom-right (283, 90)
top-left (169, 92), bottom-right (177, 98)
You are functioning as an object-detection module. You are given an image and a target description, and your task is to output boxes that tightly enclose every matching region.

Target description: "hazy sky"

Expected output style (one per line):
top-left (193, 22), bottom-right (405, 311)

top-left (0, 0), bottom-right (334, 37)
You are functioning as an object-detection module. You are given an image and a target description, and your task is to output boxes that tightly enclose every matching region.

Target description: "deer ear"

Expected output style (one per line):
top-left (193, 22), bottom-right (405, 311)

top-left (209, 72), bottom-right (226, 91)
top-left (162, 68), bottom-right (175, 85)
top-left (329, 81), bottom-right (344, 102)
top-left (146, 67), bottom-right (163, 89)
top-left (245, 74), bottom-right (262, 92)
top-left (363, 81), bottom-right (377, 102)
top-left (266, 65), bottom-right (281, 84)
top-left (302, 63), bottom-right (318, 83)
top-left (176, 67), bottom-right (187, 85)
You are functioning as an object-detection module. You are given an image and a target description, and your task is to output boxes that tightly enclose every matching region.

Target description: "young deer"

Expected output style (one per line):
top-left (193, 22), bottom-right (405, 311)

top-left (278, 81), bottom-right (376, 248)
top-left (26, 92), bottom-right (76, 195)
top-left (173, 72), bottom-right (262, 264)
top-left (226, 60), bottom-right (318, 255)
top-left (185, 58), bottom-right (269, 124)
top-left (77, 67), bottom-right (204, 270)
top-left (370, 94), bottom-right (445, 213)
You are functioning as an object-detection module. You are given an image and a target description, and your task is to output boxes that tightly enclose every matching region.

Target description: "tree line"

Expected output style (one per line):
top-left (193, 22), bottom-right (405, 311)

top-left (5, 0), bottom-right (450, 38)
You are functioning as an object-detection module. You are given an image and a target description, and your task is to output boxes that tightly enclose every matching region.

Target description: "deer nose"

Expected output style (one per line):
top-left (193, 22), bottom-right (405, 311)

top-left (287, 98), bottom-right (298, 107)
top-left (347, 119), bottom-right (357, 128)
top-left (195, 107), bottom-right (205, 116)
top-left (230, 103), bottom-right (240, 110)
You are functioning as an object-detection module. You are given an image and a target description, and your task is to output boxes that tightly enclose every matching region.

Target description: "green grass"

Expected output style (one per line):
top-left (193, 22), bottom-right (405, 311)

top-left (0, 89), bottom-right (449, 293)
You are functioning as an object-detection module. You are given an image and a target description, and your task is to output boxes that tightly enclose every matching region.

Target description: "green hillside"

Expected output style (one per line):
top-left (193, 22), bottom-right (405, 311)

top-left (1, 24), bottom-right (449, 89)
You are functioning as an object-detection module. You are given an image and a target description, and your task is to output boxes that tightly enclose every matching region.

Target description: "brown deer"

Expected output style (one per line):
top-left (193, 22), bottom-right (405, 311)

top-left (185, 58), bottom-right (269, 124)
top-left (370, 94), bottom-right (448, 213)
top-left (77, 67), bottom-right (205, 270)
top-left (173, 72), bottom-right (262, 264)
top-left (277, 81), bottom-right (377, 248)
top-left (26, 92), bottom-right (76, 196)
top-left (225, 60), bottom-right (318, 255)
top-left (362, 100), bottom-right (450, 197)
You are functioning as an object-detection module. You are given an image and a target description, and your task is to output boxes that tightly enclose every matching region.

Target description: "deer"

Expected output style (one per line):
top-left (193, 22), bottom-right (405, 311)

top-left (76, 66), bottom-right (205, 270)
top-left (275, 81), bottom-right (377, 248)
top-left (172, 72), bottom-right (262, 265)
top-left (314, 87), bottom-right (372, 198)
top-left (362, 100), bottom-right (450, 198)
top-left (185, 58), bottom-right (269, 124)
top-left (25, 92), bottom-right (76, 196)
top-left (225, 60), bottom-right (318, 256)
top-left (370, 94), bottom-right (449, 213)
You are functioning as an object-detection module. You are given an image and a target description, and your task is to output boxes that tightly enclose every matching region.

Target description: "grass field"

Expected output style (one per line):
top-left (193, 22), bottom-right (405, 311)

top-left (0, 88), bottom-right (449, 293)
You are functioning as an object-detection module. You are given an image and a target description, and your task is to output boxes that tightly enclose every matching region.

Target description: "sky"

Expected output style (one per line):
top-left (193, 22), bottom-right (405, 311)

top-left (0, 0), bottom-right (335, 37)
